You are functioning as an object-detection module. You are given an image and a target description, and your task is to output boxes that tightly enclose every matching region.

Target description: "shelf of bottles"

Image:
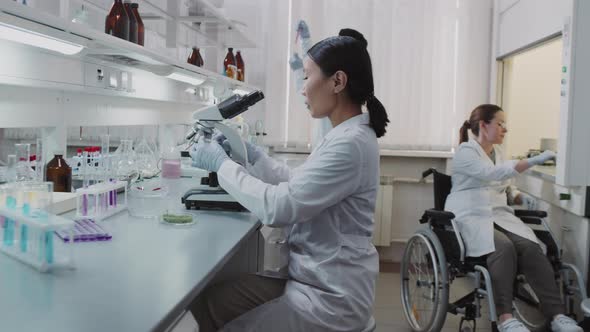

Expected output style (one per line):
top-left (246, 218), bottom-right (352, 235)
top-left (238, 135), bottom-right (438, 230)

top-left (0, 0), bottom-right (259, 94)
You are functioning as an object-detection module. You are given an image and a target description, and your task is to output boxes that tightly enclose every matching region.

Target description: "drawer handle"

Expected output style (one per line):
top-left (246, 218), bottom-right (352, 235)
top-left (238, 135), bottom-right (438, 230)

top-left (269, 239), bottom-right (287, 245)
top-left (561, 226), bottom-right (572, 232)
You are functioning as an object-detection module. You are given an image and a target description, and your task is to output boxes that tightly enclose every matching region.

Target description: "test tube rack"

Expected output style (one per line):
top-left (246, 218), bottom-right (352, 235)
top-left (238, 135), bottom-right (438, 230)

top-left (0, 207), bottom-right (75, 272)
top-left (75, 181), bottom-right (127, 221)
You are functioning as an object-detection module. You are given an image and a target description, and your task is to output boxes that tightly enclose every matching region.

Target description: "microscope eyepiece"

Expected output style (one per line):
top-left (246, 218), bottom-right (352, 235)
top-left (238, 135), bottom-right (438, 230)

top-left (218, 90), bottom-right (265, 119)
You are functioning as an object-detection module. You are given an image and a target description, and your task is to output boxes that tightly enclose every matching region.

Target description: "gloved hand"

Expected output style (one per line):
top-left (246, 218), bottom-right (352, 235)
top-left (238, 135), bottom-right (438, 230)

top-left (519, 193), bottom-right (538, 210)
top-left (296, 20), bottom-right (310, 39)
top-left (289, 53), bottom-right (303, 71)
top-left (527, 150), bottom-right (556, 166)
top-left (190, 140), bottom-right (229, 172)
top-left (211, 133), bottom-right (265, 165)
top-left (213, 132), bottom-right (231, 154)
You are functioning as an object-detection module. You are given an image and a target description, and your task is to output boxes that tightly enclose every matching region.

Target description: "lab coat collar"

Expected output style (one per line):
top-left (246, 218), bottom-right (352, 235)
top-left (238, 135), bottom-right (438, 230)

top-left (467, 139), bottom-right (498, 164)
top-left (324, 113), bottom-right (370, 141)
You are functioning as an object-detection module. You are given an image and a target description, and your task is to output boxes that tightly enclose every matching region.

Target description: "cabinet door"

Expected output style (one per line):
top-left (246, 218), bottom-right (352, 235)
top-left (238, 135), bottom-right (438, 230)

top-left (537, 199), bottom-right (589, 283)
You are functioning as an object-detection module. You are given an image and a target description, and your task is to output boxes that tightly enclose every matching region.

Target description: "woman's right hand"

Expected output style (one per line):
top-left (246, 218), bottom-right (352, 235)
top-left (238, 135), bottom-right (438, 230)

top-left (527, 150), bottom-right (556, 166)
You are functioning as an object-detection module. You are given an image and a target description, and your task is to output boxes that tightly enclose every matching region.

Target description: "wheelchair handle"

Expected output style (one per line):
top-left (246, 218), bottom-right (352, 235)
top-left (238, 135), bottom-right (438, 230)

top-left (422, 168), bottom-right (436, 179)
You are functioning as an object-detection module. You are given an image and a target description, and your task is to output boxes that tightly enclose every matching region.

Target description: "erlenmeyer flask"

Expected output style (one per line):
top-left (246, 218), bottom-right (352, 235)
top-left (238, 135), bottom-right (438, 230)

top-left (113, 139), bottom-right (136, 180)
top-left (135, 138), bottom-right (158, 178)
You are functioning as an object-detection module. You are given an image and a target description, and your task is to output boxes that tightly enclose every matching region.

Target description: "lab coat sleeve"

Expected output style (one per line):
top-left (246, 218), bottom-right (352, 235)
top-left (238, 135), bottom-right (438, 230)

top-left (454, 145), bottom-right (519, 181)
top-left (217, 138), bottom-right (361, 227)
top-left (245, 153), bottom-right (293, 185)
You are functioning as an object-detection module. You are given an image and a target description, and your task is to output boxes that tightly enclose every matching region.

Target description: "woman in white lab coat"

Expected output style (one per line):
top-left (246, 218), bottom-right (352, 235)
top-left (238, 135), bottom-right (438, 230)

top-left (189, 28), bottom-right (387, 332)
top-left (444, 104), bottom-right (581, 332)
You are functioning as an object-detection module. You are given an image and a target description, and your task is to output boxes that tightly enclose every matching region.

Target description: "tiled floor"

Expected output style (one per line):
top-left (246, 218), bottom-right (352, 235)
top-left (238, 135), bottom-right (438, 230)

top-left (374, 271), bottom-right (494, 332)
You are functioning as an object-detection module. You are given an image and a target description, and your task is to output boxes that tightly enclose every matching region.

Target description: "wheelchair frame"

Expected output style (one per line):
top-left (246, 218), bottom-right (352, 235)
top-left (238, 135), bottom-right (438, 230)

top-left (400, 168), bottom-right (588, 332)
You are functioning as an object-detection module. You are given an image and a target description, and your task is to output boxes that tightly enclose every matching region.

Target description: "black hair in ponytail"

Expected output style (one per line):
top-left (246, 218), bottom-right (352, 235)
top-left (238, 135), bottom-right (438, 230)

top-left (307, 28), bottom-right (390, 137)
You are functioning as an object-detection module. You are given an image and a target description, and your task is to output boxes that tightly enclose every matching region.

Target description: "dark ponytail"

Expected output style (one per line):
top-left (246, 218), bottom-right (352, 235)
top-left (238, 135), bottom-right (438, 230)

top-left (308, 28), bottom-right (389, 138)
top-left (459, 121), bottom-right (470, 144)
top-left (366, 95), bottom-right (389, 138)
top-left (460, 104), bottom-right (503, 144)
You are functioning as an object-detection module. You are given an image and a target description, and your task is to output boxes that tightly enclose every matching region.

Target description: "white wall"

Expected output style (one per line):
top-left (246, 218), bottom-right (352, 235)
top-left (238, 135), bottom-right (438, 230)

top-left (496, 0), bottom-right (572, 57)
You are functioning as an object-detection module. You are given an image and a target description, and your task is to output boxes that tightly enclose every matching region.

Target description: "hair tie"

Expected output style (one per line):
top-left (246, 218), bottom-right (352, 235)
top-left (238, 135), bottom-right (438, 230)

top-left (366, 92), bottom-right (375, 102)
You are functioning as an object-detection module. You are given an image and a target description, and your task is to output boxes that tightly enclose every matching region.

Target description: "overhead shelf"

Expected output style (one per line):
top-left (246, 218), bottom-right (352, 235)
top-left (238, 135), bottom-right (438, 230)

top-left (0, 1), bottom-right (259, 94)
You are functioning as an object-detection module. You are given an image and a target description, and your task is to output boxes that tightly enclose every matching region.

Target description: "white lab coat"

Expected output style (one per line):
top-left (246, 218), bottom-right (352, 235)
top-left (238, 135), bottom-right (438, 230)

top-left (216, 113), bottom-right (379, 332)
top-left (444, 139), bottom-right (539, 257)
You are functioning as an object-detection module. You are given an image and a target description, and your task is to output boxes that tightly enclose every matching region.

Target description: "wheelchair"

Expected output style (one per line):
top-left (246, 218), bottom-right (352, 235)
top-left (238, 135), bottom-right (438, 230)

top-left (400, 168), bottom-right (589, 332)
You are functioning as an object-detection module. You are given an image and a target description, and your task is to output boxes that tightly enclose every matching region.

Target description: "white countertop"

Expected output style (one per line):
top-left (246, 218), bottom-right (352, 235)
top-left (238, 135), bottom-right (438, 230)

top-left (0, 178), bottom-right (260, 332)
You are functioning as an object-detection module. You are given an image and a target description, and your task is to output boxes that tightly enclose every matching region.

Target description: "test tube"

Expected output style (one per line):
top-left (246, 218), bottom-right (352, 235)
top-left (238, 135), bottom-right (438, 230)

top-left (20, 197), bottom-right (30, 253)
top-left (14, 144), bottom-right (31, 181)
top-left (3, 187), bottom-right (16, 247)
top-left (101, 135), bottom-right (110, 184)
top-left (35, 138), bottom-right (44, 182)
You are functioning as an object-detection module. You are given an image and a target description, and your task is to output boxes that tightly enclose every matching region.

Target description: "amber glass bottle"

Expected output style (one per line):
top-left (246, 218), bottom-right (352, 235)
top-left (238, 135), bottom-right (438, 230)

top-left (188, 47), bottom-right (198, 65)
top-left (105, 0), bottom-right (129, 40)
top-left (196, 48), bottom-right (204, 67)
top-left (223, 48), bottom-right (236, 78)
top-left (131, 3), bottom-right (144, 46)
top-left (46, 155), bottom-right (72, 193)
top-left (123, 0), bottom-right (138, 43)
top-left (236, 50), bottom-right (245, 81)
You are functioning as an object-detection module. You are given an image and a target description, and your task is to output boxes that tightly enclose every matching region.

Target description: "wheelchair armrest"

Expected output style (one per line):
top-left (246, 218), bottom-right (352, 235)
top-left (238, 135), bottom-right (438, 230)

top-left (420, 209), bottom-right (455, 224)
top-left (514, 210), bottom-right (547, 218)
top-left (519, 217), bottom-right (543, 225)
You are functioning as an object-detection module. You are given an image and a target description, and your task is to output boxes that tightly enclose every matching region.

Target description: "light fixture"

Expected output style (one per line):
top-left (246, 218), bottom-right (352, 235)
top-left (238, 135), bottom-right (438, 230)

top-left (233, 88), bottom-right (250, 96)
top-left (166, 72), bottom-right (206, 86)
top-left (0, 21), bottom-right (84, 55)
top-left (185, 87), bottom-right (197, 94)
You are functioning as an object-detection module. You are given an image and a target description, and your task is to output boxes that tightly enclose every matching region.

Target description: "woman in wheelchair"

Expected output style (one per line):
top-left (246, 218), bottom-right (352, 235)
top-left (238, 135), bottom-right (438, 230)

top-left (444, 104), bottom-right (580, 332)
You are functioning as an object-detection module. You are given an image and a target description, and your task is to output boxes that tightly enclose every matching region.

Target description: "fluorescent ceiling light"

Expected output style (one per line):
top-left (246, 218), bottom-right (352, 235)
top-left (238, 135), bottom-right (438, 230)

top-left (167, 72), bottom-right (206, 86)
top-left (0, 21), bottom-right (84, 55)
top-left (233, 88), bottom-right (250, 96)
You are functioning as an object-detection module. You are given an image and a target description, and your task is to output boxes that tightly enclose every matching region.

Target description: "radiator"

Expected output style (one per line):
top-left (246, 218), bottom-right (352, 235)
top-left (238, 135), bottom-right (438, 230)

top-left (373, 183), bottom-right (394, 246)
top-left (372, 176), bottom-right (432, 247)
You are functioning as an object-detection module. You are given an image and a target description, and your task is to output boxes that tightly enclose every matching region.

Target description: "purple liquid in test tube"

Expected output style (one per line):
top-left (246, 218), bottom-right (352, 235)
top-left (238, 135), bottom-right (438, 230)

top-left (82, 194), bottom-right (88, 216)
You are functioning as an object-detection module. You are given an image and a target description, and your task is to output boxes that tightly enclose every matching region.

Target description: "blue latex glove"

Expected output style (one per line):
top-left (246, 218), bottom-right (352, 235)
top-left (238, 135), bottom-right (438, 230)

top-left (527, 150), bottom-right (556, 166)
top-left (296, 20), bottom-right (310, 39)
top-left (289, 53), bottom-right (303, 71)
top-left (211, 133), bottom-right (264, 165)
top-left (190, 140), bottom-right (229, 172)
top-left (213, 132), bottom-right (231, 154)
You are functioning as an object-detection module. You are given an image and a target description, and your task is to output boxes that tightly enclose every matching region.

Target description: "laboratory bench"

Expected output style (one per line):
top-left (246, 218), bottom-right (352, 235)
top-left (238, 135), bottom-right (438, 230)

top-left (0, 178), bottom-right (262, 332)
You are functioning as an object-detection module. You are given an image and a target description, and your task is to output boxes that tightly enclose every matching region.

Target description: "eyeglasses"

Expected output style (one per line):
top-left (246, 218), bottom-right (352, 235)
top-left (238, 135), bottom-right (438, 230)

top-left (488, 121), bottom-right (507, 130)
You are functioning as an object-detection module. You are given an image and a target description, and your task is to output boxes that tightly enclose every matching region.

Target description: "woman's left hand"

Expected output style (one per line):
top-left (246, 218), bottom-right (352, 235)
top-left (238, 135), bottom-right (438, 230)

top-left (517, 193), bottom-right (538, 210)
top-left (190, 140), bottom-right (230, 172)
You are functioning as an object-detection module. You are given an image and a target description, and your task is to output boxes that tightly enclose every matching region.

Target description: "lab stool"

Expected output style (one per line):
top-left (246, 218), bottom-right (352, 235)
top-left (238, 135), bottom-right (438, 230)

top-left (361, 316), bottom-right (376, 332)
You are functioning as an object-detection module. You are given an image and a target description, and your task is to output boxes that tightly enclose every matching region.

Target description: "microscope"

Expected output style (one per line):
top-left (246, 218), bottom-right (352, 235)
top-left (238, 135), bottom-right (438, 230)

top-left (181, 90), bottom-right (265, 211)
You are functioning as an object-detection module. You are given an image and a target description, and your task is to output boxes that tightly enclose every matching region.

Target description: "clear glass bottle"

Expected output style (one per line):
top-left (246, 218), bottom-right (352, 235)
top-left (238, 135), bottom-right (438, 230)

top-left (46, 155), bottom-right (72, 192)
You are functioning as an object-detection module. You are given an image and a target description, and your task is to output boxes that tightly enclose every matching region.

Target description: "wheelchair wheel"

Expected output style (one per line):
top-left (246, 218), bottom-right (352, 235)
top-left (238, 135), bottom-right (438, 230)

top-left (513, 281), bottom-right (546, 332)
top-left (401, 229), bottom-right (449, 332)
